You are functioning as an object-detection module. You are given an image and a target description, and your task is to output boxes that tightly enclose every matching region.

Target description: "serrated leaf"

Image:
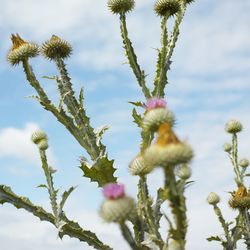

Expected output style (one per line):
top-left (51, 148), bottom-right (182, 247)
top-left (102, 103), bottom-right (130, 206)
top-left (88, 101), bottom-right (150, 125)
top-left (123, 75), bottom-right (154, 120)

top-left (132, 108), bottom-right (142, 127)
top-left (37, 184), bottom-right (48, 189)
top-left (80, 157), bottom-right (117, 187)
top-left (206, 236), bottom-right (222, 242)
top-left (79, 87), bottom-right (84, 108)
top-left (128, 101), bottom-right (144, 107)
top-left (42, 75), bottom-right (57, 80)
top-left (245, 173), bottom-right (250, 177)
top-left (59, 186), bottom-right (76, 214)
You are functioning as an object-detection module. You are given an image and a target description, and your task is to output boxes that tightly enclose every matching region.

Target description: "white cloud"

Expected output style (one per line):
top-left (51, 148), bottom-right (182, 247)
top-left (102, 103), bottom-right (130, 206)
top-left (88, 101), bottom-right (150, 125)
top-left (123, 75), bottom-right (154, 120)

top-left (0, 123), bottom-right (57, 168)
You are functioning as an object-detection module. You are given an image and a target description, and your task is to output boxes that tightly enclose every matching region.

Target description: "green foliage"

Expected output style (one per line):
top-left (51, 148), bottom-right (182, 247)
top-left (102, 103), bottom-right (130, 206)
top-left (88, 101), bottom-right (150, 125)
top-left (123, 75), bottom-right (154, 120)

top-left (80, 157), bottom-right (117, 187)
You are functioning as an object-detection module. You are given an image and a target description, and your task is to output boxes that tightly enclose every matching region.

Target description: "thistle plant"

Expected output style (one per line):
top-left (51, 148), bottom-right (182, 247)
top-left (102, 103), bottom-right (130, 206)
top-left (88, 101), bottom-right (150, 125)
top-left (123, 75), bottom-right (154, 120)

top-left (207, 120), bottom-right (250, 250)
top-left (2, 0), bottom-right (239, 249)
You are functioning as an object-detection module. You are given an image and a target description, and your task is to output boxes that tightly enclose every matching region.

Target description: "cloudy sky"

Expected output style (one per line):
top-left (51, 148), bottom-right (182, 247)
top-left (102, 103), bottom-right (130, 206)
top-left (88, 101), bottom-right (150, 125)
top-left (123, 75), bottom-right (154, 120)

top-left (0, 0), bottom-right (250, 249)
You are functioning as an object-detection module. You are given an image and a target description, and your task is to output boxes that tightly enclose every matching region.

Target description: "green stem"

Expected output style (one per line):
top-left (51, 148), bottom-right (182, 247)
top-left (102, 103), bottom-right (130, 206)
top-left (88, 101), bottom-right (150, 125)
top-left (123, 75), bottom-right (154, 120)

top-left (213, 204), bottom-right (232, 247)
top-left (55, 58), bottom-right (101, 160)
top-left (164, 167), bottom-right (187, 249)
top-left (242, 209), bottom-right (250, 249)
top-left (119, 13), bottom-right (151, 99)
top-left (39, 150), bottom-right (58, 217)
top-left (22, 59), bottom-right (91, 154)
top-left (138, 176), bottom-right (163, 248)
top-left (119, 222), bottom-right (139, 250)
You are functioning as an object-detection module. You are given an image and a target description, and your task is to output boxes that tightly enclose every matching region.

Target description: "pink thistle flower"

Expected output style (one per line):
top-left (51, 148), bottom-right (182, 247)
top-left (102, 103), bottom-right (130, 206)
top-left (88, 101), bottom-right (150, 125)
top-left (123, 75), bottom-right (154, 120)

top-left (145, 98), bottom-right (166, 110)
top-left (103, 183), bottom-right (125, 199)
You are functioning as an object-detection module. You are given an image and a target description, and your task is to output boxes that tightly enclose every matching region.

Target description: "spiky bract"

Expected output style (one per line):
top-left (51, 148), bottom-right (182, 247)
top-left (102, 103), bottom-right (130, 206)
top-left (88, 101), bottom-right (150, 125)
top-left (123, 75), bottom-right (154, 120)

top-left (41, 35), bottom-right (72, 60)
top-left (207, 192), bottom-right (220, 205)
top-left (129, 154), bottom-right (155, 175)
top-left (144, 143), bottom-right (193, 167)
top-left (107, 0), bottom-right (135, 14)
top-left (154, 0), bottom-right (181, 17)
top-left (8, 34), bottom-right (38, 66)
top-left (142, 108), bottom-right (175, 132)
top-left (225, 119), bottom-right (243, 134)
top-left (100, 196), bottom-right (135, 222)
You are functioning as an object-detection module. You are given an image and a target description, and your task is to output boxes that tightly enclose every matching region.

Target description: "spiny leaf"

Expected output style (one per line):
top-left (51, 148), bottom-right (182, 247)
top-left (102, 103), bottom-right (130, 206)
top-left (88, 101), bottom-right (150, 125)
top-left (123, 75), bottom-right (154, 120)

top-left (132, 108), bottom-right (142, 127)
top-left (206, 236), bottom-right (222, 242)
top-left (128, 101), bottom-right (145, 107)
top-left (37, 184), bottom-right (48, 189)
top-left (79, 87), bottom-right (84, 108)
top-left (59, 186), bottom-right (77, 214)
top-left (80, 157), bottom-right (117, 187)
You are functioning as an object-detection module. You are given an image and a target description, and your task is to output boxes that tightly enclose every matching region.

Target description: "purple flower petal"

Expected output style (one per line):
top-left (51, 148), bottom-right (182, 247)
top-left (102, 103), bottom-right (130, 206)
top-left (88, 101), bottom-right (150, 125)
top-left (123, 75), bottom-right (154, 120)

top-left (103, 183), bottom-right (125, 199)
top-left (145, 98), bottom-right (166, 110)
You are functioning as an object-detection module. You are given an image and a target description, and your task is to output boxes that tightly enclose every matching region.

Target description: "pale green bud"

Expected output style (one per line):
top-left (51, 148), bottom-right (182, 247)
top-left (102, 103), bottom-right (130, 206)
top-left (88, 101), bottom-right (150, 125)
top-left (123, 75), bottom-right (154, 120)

top-left (207, 192), bottom-right (220, 205)
top-left (223, 142), bottom-right (232, 153)
top-left (154, 0), bottom-right (181, 17)
top-left (107, 0), bottom-right (135, 14)
top-left (176, 164), bottom-right (192, 180)
top-left (239, 158), bottom-right (249, 168)
top-left (225, 120), bottom-right (243, 134)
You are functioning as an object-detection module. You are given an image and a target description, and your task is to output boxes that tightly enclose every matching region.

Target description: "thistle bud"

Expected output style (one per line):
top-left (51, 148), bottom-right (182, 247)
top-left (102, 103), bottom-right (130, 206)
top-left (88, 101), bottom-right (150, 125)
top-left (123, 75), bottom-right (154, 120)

top-left (176, 164), bottom-right (192, 180)
top-left (31, 130), bottom-right (49, 151)
top-left (223, 143), bottom-right (232, 153)
top-left (144, 142), bottom-right (193, 167)
top-left (107, 0), bottom-right (135, 14)
top-left (100, 183), bottom-right (135, 222)
top-left (129, 154), bottom-right (155, 176)
top-left (225, 120), bottom-right (243, 134)
top-left (31, 130), bottom-right (48, 144)
top-left (207, 192), bottom-right (220, 205)
top-left (154, 0), bottom-right (181, 18)
top-left (41, 35), bottom-right (72, 60)
top-left (239, 158), bottom-right (249, 168)
top-left (7, 34), bottom-right (39, 66)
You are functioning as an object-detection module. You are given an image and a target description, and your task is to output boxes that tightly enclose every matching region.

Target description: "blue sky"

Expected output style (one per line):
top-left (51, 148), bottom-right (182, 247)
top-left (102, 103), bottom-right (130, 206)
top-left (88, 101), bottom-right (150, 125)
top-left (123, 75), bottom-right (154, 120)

top-left (0, 0), bottom-right (250, 249)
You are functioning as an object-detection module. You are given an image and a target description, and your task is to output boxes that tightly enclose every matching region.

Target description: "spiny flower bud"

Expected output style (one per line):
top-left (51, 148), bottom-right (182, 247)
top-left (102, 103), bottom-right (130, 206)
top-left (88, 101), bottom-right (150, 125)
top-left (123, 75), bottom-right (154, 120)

top-left (223, 142), bottom-right (232, 153)
top-left (7, 34), bottom-right (39, 66)
top-left (207, 192), bottom-right (220, 205)
top-left (225, 119), bottom-right (243, 134)
top-left (100, 183), bottom-right (135, 222)
top-left (176, 164), bottom-right (192, 180)
top-left (107, 0), bottom-right (135, 15)
top-left (37, 139), bottom-right (49, 151)
top-left (129, 154), bottom-right (155, 176)
top-left (41, 35), bottom-right (72, 60)
top-left (154, 0), bottom-right (181, 18)
top-left (144, 142), bottom-right (193, 167)
top-left (239, 158), bottom-right (249, 168)
top-left (143, 108), bottom-right (175, 132)
top-left (31, 130), bottom-right (49, 151)
top-left (31, 130), bottom-right (48, 144)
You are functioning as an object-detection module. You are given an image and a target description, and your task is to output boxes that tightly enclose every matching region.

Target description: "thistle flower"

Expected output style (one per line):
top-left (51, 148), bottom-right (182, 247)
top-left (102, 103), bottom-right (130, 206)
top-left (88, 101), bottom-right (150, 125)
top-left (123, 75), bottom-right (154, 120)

top-left (207, 192), bottom-right (220, 205)
top-left (229, 186), bottom-right (250, 209)
top-left (154, 0), bottom-right (181, 18)
top-left (223, 142), bottom-right (232, 153)
top-left (7, 34), bottom-right (39, 66)
top-left (129, 154), bottom-right (155, 175)
top-left (31, 130), bottom-right (49, 151)
top-left (225, 119), bottom-right (243, 134)
top-left (176, 164), bottom-right (192, 180)
top-left (100, 183), bottom-right (135, 222)
top-left (239, 158), bottom-right (249, 168)
top-left (41, 35), bottom-right (72, 60)
top-left (145, 98), bottom-right (166, 110)
top-left (107, 0), bottom-right (135, 14)
top-left (144, 123), bottom-right (193, 167)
